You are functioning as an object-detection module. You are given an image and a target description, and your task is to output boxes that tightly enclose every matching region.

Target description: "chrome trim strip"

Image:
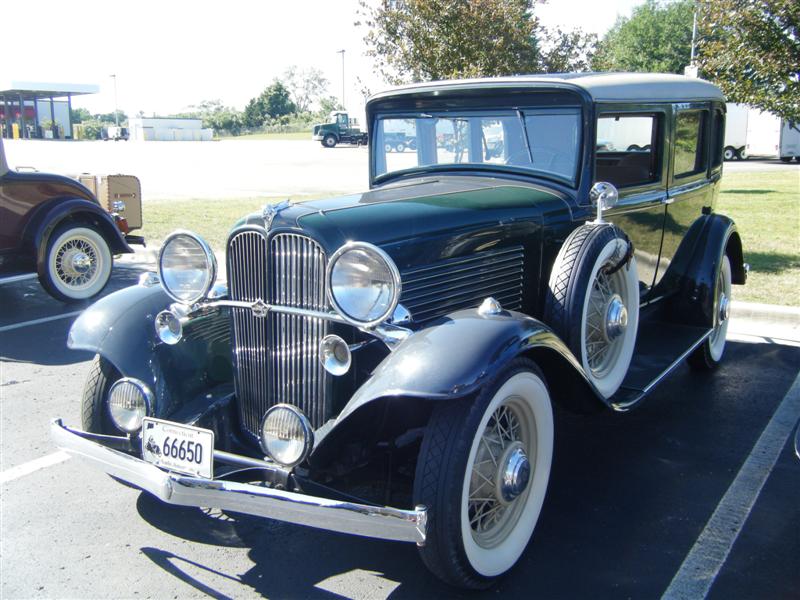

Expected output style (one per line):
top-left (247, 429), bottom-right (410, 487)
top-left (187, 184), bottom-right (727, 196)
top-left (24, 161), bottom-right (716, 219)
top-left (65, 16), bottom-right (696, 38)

top-left (51, 419), bottom-right (427, 545)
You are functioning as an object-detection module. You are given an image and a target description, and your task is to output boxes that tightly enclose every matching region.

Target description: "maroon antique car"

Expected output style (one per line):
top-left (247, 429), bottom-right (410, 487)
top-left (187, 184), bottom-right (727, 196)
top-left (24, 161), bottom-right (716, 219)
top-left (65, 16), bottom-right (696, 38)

top-left (0, 137), bottom-right (143, 301)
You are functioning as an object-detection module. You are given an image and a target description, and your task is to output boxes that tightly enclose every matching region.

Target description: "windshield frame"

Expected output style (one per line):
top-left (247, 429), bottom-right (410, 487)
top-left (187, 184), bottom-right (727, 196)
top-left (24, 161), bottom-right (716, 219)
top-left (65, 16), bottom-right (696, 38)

top-left (371, 106), bottom-right (583, 188)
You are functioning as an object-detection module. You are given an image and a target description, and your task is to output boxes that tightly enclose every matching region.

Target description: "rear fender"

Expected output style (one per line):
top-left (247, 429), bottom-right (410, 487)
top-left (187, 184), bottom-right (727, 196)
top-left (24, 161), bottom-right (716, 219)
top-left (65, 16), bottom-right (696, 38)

top-left (67, 283), bottom-right (232, 417)
top-left (664, 214), bottom-right (744, 327)
top-left (312, 307), bottom-right (604, 457)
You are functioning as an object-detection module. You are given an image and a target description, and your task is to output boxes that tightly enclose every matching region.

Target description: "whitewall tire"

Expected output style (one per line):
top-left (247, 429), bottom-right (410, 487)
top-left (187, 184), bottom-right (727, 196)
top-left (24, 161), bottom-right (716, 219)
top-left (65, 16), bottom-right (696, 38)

top-left (414, 359), bottom-right (553, 588)
top-left (545, 224), bottom-right (639, 399)
top-left (41, 224), bottom-right (112, 302)
top-left (689, 254), bottom-right (732, 370)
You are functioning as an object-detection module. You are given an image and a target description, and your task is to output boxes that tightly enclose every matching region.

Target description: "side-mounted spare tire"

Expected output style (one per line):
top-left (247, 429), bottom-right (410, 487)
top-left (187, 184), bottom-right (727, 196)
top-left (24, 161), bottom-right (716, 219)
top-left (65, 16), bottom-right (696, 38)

top-left (544, 223), bottom-right (639, 399)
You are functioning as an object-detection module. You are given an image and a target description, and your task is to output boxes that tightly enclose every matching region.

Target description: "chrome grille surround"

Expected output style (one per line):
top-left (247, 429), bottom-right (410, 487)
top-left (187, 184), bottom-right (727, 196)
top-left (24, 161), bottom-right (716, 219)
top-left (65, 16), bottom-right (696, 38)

top-left (227, 229), bottom-right (330, 437)
top-left (400, 246), bottom-right (525, 322)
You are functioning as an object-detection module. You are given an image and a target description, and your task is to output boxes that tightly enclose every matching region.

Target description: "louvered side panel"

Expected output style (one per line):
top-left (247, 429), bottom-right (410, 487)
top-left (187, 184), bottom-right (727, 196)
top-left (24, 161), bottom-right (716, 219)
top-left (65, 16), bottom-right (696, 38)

top-left (400, 246), bottom-right (525, 322)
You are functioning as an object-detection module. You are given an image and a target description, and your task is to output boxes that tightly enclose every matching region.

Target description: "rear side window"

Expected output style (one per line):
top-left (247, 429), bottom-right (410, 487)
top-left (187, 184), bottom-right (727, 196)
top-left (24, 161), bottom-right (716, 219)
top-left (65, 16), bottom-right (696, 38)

top-left (595, 114), bottom-right (661, 188)
top-left (674, 110), bottom-right (708, 177)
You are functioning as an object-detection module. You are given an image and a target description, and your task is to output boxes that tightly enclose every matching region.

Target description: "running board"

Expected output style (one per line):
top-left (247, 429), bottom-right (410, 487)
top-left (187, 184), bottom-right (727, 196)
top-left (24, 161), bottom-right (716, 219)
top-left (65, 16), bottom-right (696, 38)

top-left (609, 322), bottom-right (712, 411)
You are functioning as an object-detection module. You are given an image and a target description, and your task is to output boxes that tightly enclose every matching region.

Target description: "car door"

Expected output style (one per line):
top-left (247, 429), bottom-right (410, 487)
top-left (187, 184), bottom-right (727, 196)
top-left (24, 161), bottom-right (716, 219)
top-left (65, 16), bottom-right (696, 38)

top-left (594, 106), bottom-right (669, 304)
top-left (652, 102), bottom-right (718, 302)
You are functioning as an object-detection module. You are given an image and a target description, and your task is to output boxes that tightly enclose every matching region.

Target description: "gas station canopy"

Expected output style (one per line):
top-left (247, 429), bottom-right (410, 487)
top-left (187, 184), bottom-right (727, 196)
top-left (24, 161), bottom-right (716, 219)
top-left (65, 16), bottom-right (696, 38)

top-left (0, 80), bottom-right (100, 140)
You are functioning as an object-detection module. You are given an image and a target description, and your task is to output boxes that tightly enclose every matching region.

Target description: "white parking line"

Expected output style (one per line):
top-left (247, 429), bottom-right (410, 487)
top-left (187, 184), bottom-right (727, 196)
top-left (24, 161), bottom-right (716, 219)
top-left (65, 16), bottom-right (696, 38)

top-left (661, 371), bottom-right (800, 600)
top-left (0, 311), bottom-right (83, 334)
top-left (0, 451), bottom-right (71, 485)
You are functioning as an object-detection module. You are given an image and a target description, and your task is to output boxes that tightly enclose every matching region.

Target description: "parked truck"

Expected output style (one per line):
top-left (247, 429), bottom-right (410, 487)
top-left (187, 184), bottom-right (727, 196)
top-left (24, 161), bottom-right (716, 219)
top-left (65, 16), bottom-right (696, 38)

top-left (312, 111), bottom-right (368, 148)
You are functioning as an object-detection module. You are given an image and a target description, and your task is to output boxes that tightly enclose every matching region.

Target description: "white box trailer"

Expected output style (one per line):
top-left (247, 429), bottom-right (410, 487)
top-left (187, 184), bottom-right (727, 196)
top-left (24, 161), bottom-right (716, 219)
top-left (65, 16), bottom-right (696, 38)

top-left (779, 120), bottom-right (800, 162)
top-left (744, 109), bottom-right (782, 158)
top-left (723, 103), bottom-right (749, 160)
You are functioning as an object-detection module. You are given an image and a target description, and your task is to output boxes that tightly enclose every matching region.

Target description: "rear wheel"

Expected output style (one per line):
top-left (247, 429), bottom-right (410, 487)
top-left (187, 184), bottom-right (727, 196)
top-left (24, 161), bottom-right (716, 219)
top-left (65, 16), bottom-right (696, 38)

top-left (688, 255), bottom-right (732, 371)
top-left (780, 156), bottom-right (793, 163)
top-left (414, 359), bottom-right (553, 589)
top-left (395, 142), bottom-right (406, 153)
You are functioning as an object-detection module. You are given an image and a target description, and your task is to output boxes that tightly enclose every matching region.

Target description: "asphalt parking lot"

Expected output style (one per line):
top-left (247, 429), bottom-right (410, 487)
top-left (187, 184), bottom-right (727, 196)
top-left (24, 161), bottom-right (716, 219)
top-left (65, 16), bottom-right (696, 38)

top-left (1, 266), bottom-right (798, 599)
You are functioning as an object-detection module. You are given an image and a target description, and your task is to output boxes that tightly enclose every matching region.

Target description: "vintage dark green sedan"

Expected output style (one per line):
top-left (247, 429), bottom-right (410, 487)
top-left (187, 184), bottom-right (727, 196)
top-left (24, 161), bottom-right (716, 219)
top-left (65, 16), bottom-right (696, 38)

top-left (52, 73), bottom-right (746, 589)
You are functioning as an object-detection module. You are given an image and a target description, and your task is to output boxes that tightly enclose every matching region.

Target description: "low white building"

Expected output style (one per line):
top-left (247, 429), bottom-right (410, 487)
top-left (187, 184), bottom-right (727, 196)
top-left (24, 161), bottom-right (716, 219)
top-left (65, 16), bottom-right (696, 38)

top-left (128, 117), bottom-right (213, 141)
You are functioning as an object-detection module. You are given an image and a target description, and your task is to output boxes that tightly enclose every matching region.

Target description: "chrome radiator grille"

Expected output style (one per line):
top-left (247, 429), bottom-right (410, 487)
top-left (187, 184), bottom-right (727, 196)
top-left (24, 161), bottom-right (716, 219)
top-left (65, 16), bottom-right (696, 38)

top-left (228, 230), bottom-right (330, 437)
top-left (400, 246), bottom-right (525, 322)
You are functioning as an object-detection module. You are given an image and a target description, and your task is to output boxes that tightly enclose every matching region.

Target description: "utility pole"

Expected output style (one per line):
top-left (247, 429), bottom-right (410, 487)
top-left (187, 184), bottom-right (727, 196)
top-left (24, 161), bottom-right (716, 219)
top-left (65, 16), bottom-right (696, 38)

top-left (110, 74), bottom-right (119, 126)
top-left (690, 9), bottom-right (698, 65)
top-left (337, 50), bottom-right (345, 109)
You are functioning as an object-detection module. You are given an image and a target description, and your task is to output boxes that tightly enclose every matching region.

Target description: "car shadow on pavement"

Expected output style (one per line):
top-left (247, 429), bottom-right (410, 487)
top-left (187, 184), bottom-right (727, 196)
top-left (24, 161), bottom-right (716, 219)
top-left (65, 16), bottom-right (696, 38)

top-left (0, 266), bottom-right (148, 366)
top-left (132, 341), bottom-right (800, 599)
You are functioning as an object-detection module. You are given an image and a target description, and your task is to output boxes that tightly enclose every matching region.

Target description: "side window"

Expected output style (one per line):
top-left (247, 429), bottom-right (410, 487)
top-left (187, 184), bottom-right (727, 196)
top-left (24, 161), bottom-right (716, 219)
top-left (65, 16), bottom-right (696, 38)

top-left (674, 110), bottom-right (708, 178)
top-left (595, 114), bottom-right (660, 188)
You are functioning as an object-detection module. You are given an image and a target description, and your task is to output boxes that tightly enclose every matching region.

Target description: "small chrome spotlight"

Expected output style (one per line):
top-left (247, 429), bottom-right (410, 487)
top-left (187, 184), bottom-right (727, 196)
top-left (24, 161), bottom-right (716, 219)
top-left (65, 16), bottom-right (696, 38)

top-left (155, 310), bottom-right (184, 345)
top-left (260, 405), bottom-right (314, 466)
top-left (319, 334), bottom-right (352, 376)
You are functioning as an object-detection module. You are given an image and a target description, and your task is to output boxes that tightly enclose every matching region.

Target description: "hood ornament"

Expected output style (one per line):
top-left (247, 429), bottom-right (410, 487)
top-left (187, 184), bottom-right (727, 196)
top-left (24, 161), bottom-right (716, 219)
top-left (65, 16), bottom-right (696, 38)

top-left (262, 199), bottom-right (292, 230)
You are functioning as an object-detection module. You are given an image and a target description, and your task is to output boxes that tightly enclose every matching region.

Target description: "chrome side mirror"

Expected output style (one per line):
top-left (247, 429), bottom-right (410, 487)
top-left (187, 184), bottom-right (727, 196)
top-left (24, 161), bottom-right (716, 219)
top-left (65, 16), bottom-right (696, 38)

top-left (589, 181), bottom-right (619, 224)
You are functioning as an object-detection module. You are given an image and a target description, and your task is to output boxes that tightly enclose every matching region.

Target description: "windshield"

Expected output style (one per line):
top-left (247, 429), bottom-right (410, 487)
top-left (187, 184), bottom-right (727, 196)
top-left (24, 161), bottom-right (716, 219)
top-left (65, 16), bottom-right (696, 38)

top-left (374, 109), bottom-right (581, 185)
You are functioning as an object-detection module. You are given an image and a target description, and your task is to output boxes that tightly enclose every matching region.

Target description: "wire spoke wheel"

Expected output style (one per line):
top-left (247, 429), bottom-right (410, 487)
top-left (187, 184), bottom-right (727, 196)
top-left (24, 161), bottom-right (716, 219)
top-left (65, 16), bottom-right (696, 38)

top-left (467, 399), bottom-right (535, 549)
top-left (42, 225), bottom-right (112, 301)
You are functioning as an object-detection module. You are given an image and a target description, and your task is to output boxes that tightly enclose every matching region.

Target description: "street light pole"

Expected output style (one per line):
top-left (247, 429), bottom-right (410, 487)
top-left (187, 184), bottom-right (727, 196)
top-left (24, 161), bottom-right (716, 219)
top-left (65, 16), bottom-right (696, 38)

top-left (110, 74), bottom-right (119, 127)
top-left (336, 50), bottom-right (345, 109)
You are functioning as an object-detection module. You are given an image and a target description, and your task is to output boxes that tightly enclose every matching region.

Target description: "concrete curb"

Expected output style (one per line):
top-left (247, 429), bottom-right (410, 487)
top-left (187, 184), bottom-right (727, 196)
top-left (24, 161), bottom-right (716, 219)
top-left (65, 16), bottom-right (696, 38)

top-left (731, 301), bottom-right (800, 324)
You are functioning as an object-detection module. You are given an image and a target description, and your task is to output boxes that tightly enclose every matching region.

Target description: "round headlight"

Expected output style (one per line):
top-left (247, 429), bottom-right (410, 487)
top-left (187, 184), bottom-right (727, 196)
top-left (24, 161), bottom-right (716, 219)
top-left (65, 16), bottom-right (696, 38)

top-left (158, 231), bottom-right (216, 304)
top-left (326, 242), bottom-right (401, 327)
top-left (108, 378), bottom-right (153, 433)
top-left (260, 405), bottom-right (314, 467)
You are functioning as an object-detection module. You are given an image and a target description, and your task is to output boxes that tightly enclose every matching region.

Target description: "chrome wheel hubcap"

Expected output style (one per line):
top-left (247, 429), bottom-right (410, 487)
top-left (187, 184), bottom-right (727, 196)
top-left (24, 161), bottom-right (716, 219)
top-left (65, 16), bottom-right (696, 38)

top-left (718, 293), bottom-right (730, 323)
top-left (497, 443), bottom-right (530, 503)
top-left (56, 239), bottom-right (98, 286)
top-left (604, 294), bottom-right (628, 341)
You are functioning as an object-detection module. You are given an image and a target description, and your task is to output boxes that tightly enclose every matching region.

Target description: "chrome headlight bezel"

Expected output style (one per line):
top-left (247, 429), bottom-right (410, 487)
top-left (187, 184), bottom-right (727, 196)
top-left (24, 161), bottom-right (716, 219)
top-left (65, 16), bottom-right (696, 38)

top-left (158, 230), bottom-right (217, 304)
top-left (325, 241), bottom-right (401, 328)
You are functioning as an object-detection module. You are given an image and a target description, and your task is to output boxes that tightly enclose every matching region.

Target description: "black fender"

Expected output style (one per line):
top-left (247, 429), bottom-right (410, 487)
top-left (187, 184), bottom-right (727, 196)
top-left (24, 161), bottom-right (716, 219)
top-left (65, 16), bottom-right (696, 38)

top-left (28, 198), bottom-right (132, 271)
top-left (67, 283), bottom-right (232, 417)
top-left (664, 213), bottom-right (744, 328)
top-left (312, 307), bottom-right (604, 458)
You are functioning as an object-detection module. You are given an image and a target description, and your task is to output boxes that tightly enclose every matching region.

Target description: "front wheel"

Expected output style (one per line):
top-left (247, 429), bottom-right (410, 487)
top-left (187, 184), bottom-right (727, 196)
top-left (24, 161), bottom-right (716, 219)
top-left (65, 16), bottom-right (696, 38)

top-left (322, 134), bottom-right (337, 148)
top-left (414, 359), bottom-right (554, 589)
top-left (81, 354), bottom-right (122, 434)
top-left (40, 223), bottom-right (112, 302)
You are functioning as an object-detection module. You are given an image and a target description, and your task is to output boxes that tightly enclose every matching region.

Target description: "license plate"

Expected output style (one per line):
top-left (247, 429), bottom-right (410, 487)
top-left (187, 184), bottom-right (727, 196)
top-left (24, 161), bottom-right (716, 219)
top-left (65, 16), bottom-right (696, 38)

top-left (141, 418), bottom-right (214, 479)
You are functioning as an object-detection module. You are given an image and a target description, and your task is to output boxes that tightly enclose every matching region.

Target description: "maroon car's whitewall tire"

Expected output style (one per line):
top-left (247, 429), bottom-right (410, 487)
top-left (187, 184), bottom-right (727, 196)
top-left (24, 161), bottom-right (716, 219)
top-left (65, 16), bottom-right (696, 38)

top-left (42, 224), bottom-right (112, 301)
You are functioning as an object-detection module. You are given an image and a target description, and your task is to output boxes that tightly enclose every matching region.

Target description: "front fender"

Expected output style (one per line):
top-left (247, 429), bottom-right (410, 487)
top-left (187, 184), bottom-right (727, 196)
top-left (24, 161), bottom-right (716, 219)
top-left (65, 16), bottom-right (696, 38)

top-left (68, 283), bottom-right (233, 417)
top-left (314, 307), bottom-right (604, 456)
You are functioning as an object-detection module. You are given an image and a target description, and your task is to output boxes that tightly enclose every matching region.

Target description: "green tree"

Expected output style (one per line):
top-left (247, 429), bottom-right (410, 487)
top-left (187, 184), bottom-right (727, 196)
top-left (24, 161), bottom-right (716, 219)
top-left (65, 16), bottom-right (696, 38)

top-left (593, 0), bottom-right (694, 73)
top-left (244, 81), bottom-right (297, 128)
top-left (315, 96), bottom-right (346, 121)
top-left (70, 107), bottom-right (92, 123)
top-left (184, 99), bottom-right (244, 135)
top-left (94, 110), bottom-right (127, 125)
top-left (698, 0), bottom-right (800, 122)
top-left (284, 66), bottom-right (329, 113)
top-left (359, 0), bottom-right (542, 83)
top-left (541, 28), bottom-right (598, 73)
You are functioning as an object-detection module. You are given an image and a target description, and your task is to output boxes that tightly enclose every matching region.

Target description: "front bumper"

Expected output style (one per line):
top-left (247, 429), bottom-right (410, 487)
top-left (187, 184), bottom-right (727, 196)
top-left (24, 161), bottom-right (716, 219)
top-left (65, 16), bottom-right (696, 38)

top-left (312, 134), bottom-right (323, 141)
top-left (51, 419), bottom-right (426, 545)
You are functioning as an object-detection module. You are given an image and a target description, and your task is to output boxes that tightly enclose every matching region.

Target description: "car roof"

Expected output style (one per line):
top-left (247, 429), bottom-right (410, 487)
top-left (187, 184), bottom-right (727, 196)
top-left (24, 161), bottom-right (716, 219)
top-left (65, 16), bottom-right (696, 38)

top-left (367, 72), bottom-right (725, 104)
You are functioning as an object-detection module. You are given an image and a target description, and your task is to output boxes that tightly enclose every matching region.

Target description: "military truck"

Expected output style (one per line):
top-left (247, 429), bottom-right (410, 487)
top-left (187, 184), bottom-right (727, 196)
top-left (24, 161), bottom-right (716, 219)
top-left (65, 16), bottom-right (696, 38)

top-left (312, 111), bottom-right (368, 148)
